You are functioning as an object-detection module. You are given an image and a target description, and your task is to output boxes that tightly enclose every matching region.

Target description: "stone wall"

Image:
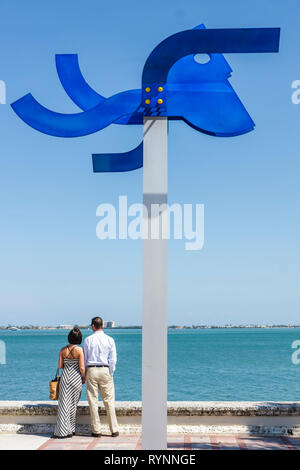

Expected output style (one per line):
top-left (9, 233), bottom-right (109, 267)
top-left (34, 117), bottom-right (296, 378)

top-left (0, 401), bottom-right (299, 436)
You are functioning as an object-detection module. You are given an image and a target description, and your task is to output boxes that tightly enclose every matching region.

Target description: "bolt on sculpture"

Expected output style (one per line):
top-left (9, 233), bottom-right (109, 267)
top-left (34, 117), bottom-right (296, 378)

top-left (11, 24), bottom-right (280, 450)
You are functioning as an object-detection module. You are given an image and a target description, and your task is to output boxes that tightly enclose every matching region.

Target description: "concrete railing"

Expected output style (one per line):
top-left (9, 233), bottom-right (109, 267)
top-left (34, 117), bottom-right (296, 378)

top-left (0, 401), bottom-right (299, 436)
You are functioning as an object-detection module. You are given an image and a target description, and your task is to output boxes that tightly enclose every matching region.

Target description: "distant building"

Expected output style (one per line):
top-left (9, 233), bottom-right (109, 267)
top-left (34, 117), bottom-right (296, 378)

top-left (103, 321), bottom-right (115, 328)
top-left (58, 325), bottom-right (73, 330)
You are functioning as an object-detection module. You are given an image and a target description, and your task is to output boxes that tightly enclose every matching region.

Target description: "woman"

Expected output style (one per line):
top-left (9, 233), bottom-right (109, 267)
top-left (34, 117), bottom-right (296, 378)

top-left (53, 327), bottom-right (85, 438)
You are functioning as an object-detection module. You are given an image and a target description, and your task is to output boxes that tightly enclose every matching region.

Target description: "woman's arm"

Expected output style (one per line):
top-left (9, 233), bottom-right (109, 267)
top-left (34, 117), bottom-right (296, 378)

top-left (78, 348), bottom-right (86, 383)
top-left (58, 349), bottom-right (64, 369)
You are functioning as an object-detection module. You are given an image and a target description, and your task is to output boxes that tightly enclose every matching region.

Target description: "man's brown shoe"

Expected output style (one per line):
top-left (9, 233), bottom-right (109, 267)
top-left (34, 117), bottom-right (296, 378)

top-left (112, 432), bottom-right (119, 437)
top-left (92, 433), bottom-right (101, 438)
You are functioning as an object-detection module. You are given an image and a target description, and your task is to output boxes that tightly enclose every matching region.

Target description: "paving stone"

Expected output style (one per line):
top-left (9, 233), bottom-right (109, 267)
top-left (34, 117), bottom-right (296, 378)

top-left (0, 433), bottom-right (298, 450)
top-left (210, 435), bottom-right (241, 450)
top-left (167, 437), bottom-right (185, 450)
top-left (189, 435), bottom-right (213, 450)
top-left (237, 436), bottom-right (289, 450)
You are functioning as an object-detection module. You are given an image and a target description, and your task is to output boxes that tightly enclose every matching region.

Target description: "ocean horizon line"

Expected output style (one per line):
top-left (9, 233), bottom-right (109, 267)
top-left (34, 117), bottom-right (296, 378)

top-left (1, 324), bottom-right (300, 330)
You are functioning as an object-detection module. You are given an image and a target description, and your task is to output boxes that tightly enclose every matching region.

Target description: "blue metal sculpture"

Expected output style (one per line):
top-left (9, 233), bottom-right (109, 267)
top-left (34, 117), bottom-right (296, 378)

top-left (11, 24), bottom-right (280, 171)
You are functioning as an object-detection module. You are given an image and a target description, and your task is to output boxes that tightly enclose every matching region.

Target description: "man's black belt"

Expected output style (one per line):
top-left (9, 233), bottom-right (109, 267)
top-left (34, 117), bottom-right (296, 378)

top-left (88, 365), bottom-right (109, 368)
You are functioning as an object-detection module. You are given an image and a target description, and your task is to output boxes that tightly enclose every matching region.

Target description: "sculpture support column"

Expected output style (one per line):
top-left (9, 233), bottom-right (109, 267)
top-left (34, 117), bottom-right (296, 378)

top-left (142, 117), bottom-right (168, 450)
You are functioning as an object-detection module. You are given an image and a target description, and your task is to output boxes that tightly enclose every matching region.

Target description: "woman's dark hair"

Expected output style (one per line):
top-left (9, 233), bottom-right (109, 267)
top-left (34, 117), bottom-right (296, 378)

top-left (68, 327), bottom-right (82, 345)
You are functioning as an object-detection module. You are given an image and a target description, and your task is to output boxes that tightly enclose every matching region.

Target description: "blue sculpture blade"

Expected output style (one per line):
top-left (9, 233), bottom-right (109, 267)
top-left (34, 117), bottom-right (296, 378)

top-left (142, 28), bottom-right (280, 87)
top-left (166, 27), bottom-right (255, 136)
top-left (11, 90), bottom-right (142, 137)
top-left (56, 54), bottom-right (106, 110)
top-left (56, 54), bottom-right (143, 126)
top-left (177, 91), bottom-right (254, 136)
top-left (93, 142), bottom-right (143, 172)
top-left (10, 25), bottom-right (280, 171)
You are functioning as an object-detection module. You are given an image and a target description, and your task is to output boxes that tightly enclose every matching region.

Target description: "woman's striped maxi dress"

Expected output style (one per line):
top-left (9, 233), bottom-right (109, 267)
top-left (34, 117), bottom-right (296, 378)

top-left (54, 352), bottom-right (82, 437)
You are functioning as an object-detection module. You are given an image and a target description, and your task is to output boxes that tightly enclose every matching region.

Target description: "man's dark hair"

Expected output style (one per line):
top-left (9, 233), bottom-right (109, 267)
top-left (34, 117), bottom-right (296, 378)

top-left (91, 316), bottom-right (103, 330)
top-left (68, 327), bottom-right (82, 345)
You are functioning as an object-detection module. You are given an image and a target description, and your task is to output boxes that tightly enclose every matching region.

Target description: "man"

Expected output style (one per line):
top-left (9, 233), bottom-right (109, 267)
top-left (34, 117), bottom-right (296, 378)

top-left (83, 316), bottom-right (119, 437)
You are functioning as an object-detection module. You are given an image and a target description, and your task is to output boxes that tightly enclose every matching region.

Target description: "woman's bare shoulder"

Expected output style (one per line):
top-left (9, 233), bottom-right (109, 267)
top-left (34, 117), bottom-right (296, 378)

top-left (72, 346), bottom-right (83, 358)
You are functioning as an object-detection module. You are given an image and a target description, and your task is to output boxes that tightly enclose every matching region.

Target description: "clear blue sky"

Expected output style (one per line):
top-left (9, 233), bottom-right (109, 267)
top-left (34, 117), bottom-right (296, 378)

top-left (0, 0), bottom-right (299, 326)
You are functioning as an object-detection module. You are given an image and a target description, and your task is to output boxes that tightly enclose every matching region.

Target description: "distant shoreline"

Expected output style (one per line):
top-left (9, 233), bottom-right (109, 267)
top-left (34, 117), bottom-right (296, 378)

top-left (1, 325), bottom-right (300, 331)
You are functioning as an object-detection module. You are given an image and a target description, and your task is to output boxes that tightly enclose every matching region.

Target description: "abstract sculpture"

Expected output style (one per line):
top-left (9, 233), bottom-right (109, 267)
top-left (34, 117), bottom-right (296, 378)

top-left (11, 23), bottom-right (280, 450)
top-left (11, 25), bottom-right (279, 172)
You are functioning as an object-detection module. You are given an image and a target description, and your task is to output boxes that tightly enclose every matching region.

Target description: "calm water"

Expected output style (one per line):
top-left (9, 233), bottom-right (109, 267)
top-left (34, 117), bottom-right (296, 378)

top-left (0, 328), bottom-right (299, 401)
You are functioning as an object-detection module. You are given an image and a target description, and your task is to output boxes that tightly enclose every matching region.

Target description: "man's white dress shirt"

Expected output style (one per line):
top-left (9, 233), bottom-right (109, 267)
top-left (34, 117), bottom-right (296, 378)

top-left (83, 330), bottom-right (117, 376)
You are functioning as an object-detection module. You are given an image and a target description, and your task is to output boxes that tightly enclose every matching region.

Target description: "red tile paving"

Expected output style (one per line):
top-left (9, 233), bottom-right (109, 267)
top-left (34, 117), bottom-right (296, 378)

top-left (209, 435), bottom-right (240, 450)
top-left (135, 437), bottom-right (142, 450)
top-left (237, 436), bottom-right (289, 451)
top-left (167, 435), bottom-right (185, 450)
top-left (37, 434), bottom-right (300, 451)
top-left (209, 435), bottom-right (221, 450)
top-left (184, 435), bottom-right (191, 450)
top-left (190, 435), bottom-right (215, 450)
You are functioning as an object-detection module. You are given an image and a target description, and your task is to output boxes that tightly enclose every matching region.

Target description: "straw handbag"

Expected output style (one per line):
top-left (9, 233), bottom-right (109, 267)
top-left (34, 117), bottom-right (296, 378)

top-left (49, 368), bottom-right (60, 400)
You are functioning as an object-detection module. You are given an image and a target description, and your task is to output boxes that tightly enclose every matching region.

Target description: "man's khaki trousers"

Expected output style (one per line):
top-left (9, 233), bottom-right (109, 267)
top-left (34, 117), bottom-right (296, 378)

top-left (86, 367), bottom-right (119, 434)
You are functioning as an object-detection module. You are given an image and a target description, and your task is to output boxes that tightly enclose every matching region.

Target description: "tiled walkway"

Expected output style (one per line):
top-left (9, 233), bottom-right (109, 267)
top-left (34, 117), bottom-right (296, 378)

top-left (35, 434), bottom-right (300, 451)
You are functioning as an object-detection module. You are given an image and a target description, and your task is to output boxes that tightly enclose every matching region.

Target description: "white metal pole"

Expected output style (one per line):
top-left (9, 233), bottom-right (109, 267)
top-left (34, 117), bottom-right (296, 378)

top-left (142, 116), bottom-right (168, 450)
